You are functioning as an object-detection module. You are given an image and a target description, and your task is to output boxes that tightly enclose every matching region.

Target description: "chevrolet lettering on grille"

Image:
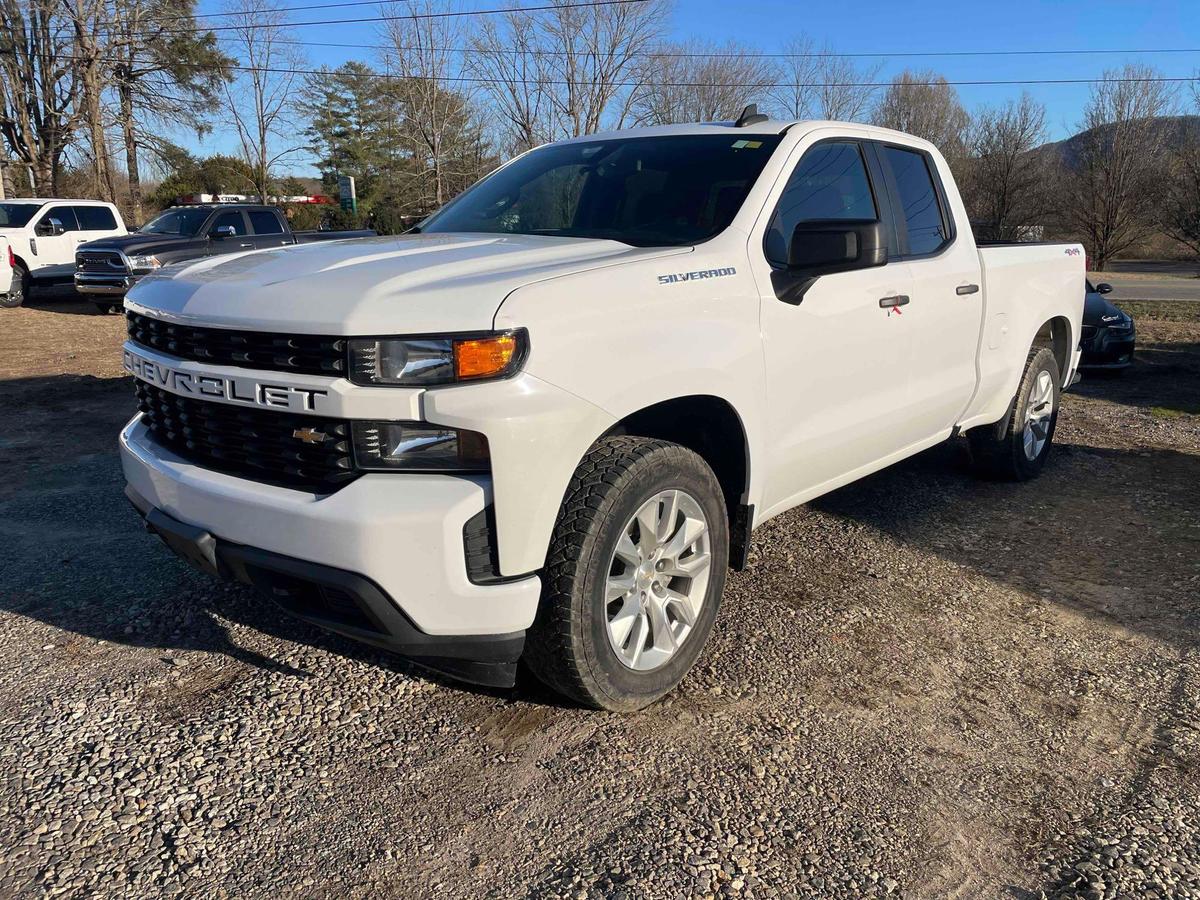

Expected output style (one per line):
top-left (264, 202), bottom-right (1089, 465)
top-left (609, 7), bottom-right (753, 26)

top-left (123, 348), bottom-right (329, 413)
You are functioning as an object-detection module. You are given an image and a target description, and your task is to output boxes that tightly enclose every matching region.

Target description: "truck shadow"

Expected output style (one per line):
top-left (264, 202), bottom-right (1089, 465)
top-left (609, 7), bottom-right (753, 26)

top-left (806, 436), bottom-right (1200, 654)
top-left (1074, 337), bottom-right (1200, 415)
top-left (1, 372), bottom-right (1198, 703)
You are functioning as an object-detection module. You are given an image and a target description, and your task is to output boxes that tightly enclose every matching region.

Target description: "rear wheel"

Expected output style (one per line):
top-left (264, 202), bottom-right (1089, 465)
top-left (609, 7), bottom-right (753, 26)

top-left (968, 346), bottom-right (1061, 480)
top-left (524, 436), bottom-right (729, 711)
top-left (0, 265), bottom-right (29, 308)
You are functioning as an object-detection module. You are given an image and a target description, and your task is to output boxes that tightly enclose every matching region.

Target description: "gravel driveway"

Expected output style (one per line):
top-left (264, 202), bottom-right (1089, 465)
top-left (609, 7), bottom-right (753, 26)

top-left (1, 298), bottom-right (1198, 899)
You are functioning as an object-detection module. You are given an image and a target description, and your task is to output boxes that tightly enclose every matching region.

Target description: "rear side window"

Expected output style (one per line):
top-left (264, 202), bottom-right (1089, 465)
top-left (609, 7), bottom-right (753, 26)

top-left (882, 146), bottom-right (948, 255)
top-left (74, 205), bottom-right (118, 230)
top-left (248, 210), bottom-right (284, 235)
top-left (40, 206), bottom-right (80, 232)
top-left (210, 211), bottom-right (247, 235)
top-left (765, 141), bottom-right (877, 266)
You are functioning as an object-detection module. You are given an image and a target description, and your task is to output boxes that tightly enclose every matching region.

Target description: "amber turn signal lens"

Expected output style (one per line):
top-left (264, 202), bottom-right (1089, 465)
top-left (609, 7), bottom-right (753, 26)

top-left (454, 334), bottom-right (519, 380)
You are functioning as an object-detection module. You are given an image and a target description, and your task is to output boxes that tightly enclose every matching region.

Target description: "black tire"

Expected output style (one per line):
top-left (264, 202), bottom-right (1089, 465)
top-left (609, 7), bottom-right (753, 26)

top-left (968, 346), bottom-right (1061, 481)
top-left (0, 265), bottom-right (29, 308)
top-left (524, 436), bottom-right (729, 711)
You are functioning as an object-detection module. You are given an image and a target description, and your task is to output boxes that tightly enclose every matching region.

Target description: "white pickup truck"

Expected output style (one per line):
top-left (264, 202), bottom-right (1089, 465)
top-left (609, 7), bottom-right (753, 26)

top-left (118, 118), bottom-right (1084, 710)
top-left (0, 199), bottom-right (126, 307)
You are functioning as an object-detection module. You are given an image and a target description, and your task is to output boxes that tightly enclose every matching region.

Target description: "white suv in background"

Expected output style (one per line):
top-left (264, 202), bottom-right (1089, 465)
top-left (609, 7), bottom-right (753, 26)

top-left (0, 199), bottom-right (126, 308)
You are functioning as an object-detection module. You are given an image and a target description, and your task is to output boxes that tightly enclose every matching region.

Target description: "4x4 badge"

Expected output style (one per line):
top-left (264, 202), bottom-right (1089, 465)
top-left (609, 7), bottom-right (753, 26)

top-left (293, 427), bottom-right (328, 444)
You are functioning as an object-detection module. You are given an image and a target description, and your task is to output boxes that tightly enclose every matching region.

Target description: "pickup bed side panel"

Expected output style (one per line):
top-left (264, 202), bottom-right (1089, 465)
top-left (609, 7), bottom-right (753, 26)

top-left (958, 244), bottom-right (1085, 431)
top-left (483, 244), bottom-right (767, 577)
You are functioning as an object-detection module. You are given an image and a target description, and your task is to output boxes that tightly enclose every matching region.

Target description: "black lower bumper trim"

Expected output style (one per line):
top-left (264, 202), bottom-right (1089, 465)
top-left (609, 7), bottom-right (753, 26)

top-left (128, 487), bottom-right (525, 687)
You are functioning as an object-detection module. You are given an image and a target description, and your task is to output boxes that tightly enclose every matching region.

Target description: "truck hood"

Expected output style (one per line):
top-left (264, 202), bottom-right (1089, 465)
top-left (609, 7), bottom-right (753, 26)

top-left (126, 232), bottom-right (688, 334)
top-left (81, 233), bottom-right (197, 257)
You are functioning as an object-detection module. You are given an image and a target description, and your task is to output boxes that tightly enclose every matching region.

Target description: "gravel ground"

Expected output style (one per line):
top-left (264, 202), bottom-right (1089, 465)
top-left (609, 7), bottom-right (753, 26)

top-left (1, 296), bottom-right (1198, 899)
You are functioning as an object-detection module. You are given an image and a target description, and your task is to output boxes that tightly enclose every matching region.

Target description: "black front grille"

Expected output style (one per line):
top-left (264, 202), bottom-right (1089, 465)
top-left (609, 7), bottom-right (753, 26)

top-left (78, 249), bottom-right (128, 273)
top-left (126, 311), bottom-right (347, 377)
top-left (135, 382), bottom-right (358, 492)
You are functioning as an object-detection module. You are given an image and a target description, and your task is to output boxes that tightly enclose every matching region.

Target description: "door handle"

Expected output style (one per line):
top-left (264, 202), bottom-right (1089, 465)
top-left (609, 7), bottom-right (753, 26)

top-left (237, 242), bottom-right (253, 249)
top-left (879, 295), bottom-right (910, 308)
top-left (956, 283), bottom-right (980, 295)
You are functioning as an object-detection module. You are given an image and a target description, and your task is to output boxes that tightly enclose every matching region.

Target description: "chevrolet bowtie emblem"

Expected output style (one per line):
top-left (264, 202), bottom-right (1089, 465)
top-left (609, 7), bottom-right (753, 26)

top-left (293, 427), bottom-right (328, 444)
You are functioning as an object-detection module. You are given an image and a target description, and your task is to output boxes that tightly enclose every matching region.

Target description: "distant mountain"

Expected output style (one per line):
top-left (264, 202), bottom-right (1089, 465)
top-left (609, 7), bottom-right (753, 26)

top-left (1033, 115), bottom-right (1200, 169)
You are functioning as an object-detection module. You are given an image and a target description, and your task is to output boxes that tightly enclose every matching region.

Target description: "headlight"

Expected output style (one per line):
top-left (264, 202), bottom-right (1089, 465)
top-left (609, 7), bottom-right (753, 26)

top-left (347, 330), bottom-right (527, 386)
top-left (128, 254), bottom-right (161, 272)
top-left (351, 421), bottom-right (490, 472)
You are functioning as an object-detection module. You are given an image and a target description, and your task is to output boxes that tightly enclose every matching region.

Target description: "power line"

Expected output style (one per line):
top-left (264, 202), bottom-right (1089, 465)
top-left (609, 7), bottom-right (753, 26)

top-left (256, 38), bottom-right (1200, 60)
top-left (15, 49), bottom-right (1198, 88)
top-left (111, 0), bottom-right (650, 36)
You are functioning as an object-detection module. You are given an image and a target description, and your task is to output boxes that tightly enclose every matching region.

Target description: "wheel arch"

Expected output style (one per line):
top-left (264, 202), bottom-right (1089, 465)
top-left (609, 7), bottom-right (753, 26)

top-left (600, 394), bottom-right (752, 541)
top-left (1032, 315), bottom-right (1072, 384)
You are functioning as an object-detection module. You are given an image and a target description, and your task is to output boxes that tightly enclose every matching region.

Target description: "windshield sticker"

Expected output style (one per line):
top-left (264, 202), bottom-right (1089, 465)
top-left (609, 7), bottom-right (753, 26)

top-left (731, 140), bottom-right (763, 149)
top-left (658, 267), bottom-right (736, 285)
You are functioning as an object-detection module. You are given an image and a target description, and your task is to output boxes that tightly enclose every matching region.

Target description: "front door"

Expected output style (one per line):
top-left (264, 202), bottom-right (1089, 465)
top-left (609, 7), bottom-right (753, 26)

top-left (31, 205), bottom-right (80, 271)
top-left (750, 138), bottom-right (916, 514)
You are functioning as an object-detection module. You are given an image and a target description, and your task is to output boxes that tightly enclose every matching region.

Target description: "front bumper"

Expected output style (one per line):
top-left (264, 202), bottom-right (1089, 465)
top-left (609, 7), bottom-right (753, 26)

top-left (1080, 331), bottom-right (1135, 368)
top-left (120, 417), bottom-right (542, 682)
top-left (75, 272), bottom-right (136, 296)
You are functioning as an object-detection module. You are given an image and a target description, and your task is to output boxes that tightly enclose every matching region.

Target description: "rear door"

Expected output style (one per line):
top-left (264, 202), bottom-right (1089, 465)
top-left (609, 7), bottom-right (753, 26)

top-left (205, 210), bottom-right (254, 254)
top-left (752, 137), bottom-right (916, 511)
top-left (876, 142), bottom-right (983, 436)
top-left (245, 208), bottom-right (292, 250)
top-left (72, 205), bottom-right (123, 245)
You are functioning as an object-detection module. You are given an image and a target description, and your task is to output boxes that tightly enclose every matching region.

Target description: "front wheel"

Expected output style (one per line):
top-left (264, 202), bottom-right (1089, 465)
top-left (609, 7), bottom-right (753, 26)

top-left (968, 346), bottom-right (1061, 480)
top-left (0, 265), bottom-right (29, 308)
top-left (524, 436), bottom-right (729, 711)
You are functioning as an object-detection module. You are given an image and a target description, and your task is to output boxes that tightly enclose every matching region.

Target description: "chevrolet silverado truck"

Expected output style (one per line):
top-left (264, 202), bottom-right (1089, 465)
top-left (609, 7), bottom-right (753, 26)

top-left (118, 117), bottom-right (1085, 710)
top-left (76, 203), bottom-right (375, 313)
top-left (0, 199), bottom-right (126, 307)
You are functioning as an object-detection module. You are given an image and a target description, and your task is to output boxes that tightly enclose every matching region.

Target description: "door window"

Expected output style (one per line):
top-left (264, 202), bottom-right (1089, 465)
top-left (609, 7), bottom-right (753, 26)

top-left (73, 205), bottom-right (118, 231)
top-left (247, 210), bottom-right (284, 235)
top-left (882, 146), bottom-right (949, 256)
top-left (765, 141), bottom-right (877, 266)
top-left (37, 206), bottom-right (80, 233)
top-left (209, 211), bottom-right (248, 236)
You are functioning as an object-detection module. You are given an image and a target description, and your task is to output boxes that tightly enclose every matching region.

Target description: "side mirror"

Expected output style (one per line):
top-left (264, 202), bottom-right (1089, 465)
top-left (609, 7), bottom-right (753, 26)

top-left (37, 217), bottom-right (66, 237)
top-left (787, 220), bottom-right (887, 277)
top-left (210, 225), bottom-right (237, 239)
top-left (1095, 282), bottom-right (1113, 294)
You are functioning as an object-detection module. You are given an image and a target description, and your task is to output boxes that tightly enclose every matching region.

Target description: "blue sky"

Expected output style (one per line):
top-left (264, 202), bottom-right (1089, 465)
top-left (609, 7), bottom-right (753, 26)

top-left (190, 0), bottom-right (1200, 173)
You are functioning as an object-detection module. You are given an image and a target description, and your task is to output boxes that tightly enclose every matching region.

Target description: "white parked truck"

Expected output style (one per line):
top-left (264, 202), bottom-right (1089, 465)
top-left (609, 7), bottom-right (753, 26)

top-left (0, 199), bottom-right (126, 307)
top-left (119, 117), bottom-right (1084, 710)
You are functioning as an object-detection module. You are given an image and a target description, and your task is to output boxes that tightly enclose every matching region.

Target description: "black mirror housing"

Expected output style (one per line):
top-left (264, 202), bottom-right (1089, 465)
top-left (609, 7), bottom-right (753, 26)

top-left (1095, 282), bottom-right (1113, 294)
top-left (787, 220), bottom-right (887, 277)
top-left (37, 217), bottom-right (66, 237)
top-left (210, 225), bottom-right (237, 239)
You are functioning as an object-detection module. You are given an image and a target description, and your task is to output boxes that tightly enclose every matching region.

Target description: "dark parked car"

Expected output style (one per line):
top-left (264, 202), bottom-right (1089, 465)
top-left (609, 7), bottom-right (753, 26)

top-left (1080, 280), bottom-right (1136, 370)
top-left (74, 204), bottom-right (374, 313)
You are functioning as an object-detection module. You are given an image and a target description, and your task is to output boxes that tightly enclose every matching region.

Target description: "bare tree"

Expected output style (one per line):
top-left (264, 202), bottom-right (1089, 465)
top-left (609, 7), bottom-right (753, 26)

top-left (470, 0), bottom-right (669, 143)
top-left (1159, 80), bottom-right (1200, 259)
top-left (631, 40), bottom-right (778, 126)
top-left (382, 0), bottom-right (485, 209)
top-left (469, 10), bottom-right (550, 154)
top-left (963, 93), bottom-right (1053, 240)
top-left (774, 38), bottom-right (881, 121)
top-left (63, 0), bottom-right (119, 201)
top-left (107, 0), bottom-right (232, 221)
top-left (221, 0), bottom-right (305, 203)
top-left (1063, 64), bottom-right (1178, 270)
top-left (873, 69), bottom-right (970, 157)
top-left (0, 0), bottom-right (83, 194)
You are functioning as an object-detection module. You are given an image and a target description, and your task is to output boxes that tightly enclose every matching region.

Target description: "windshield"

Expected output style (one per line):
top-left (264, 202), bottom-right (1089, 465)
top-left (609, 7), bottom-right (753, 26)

top-left (139, 208), bottom-right (212, 236)
top-left (0, 203), bottom-right (43, 228)
top-left (421, 134), bottom-right (783, 247)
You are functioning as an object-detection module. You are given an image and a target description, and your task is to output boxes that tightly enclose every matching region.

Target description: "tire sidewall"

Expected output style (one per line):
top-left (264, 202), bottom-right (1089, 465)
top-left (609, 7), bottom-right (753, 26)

top-left (574, 448), bottom-right (729, 708)
top-left (1013, 349), bottom-right (1061, 478)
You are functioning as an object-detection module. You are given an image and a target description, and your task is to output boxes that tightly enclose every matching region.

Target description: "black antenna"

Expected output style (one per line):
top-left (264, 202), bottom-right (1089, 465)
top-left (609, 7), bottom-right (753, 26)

top-left (734, 104), bottom-right (769, 127)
